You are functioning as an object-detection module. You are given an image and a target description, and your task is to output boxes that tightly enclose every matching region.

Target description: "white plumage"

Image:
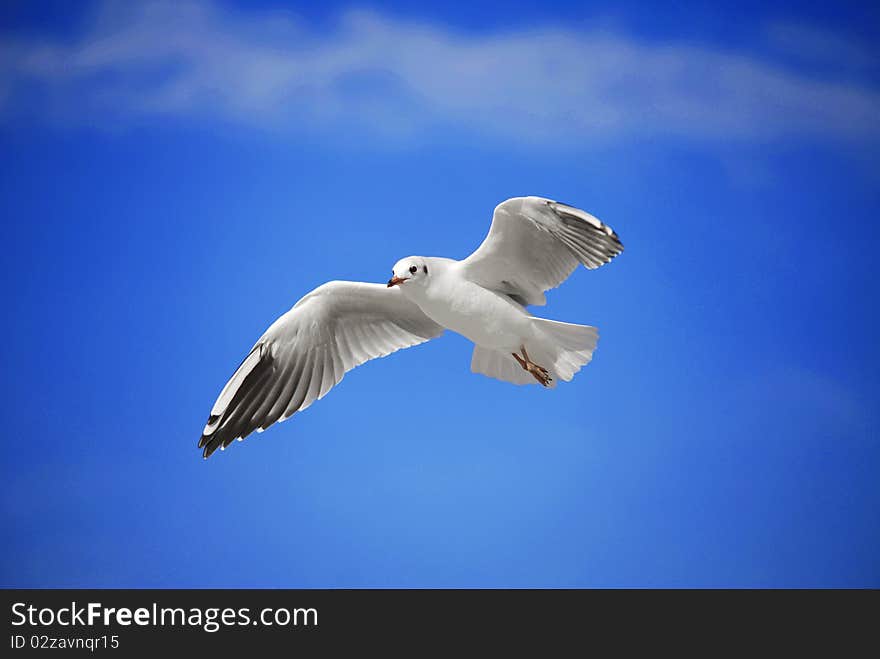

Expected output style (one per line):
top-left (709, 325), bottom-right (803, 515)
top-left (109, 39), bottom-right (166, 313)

top-left (199, 196), bottom-right (623, 458)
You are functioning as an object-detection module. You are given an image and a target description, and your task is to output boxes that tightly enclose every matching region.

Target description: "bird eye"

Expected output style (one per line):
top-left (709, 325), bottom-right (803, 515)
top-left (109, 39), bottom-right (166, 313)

top-left (409, 265), bottom-right (417, 274)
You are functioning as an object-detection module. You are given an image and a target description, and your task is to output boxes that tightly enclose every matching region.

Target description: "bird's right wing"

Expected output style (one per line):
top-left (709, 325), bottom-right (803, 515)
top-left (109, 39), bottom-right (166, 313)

top-left (460, 196), bottom-right (623, 306)
top-left (199, 281), bottom-right (443, 458)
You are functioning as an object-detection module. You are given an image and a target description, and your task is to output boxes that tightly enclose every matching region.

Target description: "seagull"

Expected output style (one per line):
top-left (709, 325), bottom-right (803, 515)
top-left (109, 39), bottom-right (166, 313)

top-left (199, 196), bottom-right (623, 458)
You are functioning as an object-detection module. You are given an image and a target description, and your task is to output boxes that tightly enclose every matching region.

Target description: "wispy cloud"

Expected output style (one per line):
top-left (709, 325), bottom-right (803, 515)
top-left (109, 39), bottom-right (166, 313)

top-left (1, 0), bottom-right (878, 144)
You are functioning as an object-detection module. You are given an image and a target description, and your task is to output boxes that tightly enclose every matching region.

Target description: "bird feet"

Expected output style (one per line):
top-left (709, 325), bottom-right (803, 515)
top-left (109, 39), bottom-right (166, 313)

top-left (511, 346), bottom-right (553, 387)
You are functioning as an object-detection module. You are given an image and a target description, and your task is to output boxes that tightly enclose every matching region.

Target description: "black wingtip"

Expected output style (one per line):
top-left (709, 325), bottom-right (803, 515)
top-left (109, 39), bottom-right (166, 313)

top-left (202, 437), bottom-right (220, 459)
top-left (198, 415), bottom-right (220, 450)
top-left (197, 342), bottom-right (275, 461)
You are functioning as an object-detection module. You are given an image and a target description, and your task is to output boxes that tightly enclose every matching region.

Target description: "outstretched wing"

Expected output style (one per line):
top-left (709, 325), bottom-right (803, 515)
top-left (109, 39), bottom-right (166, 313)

top-left (199, 281), bottom-right (443, 458)
top-left (460, 196), bottom-right (623, 306)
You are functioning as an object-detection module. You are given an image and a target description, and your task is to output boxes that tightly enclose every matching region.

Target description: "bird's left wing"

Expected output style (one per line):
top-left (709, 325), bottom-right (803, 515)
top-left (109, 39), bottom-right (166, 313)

top-left (460, 196), bottom-right (623, 306)
top-left (199, 281), bottom-right (443, 458)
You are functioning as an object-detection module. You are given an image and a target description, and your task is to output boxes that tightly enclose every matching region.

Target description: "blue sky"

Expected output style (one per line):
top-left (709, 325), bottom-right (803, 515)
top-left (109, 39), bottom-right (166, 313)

top-left (1, 0), bottom-right (878, 587)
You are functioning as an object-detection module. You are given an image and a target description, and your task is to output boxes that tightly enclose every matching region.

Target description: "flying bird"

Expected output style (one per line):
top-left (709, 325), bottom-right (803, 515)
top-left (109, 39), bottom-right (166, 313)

top-left (199, 196), bottom-right (623, 458)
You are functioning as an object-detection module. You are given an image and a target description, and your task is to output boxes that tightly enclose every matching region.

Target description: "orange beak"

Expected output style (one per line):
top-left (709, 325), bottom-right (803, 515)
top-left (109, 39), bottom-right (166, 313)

top-left (387, 276), bottom-right (408, 287)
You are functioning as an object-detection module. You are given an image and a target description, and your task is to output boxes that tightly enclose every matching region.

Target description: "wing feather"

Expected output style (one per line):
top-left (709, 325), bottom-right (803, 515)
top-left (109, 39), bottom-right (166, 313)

top-left (461, 196), bottom-right (623, 306)
top-left (249, 346), bottom-right (292, 430)
top-left (282, 350), bottom-right (314, 422)
top-left (198, 281), bottom-right (443, 457)
top-left (301, 348), bottom-right (324, 411)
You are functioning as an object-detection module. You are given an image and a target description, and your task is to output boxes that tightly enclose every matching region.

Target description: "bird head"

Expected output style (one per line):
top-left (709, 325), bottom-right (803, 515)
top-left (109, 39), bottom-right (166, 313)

top-left (388, 257), bottom-right (429, 288)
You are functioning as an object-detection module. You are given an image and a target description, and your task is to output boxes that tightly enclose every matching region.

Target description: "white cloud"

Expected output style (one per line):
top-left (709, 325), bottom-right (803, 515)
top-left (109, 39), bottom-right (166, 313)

top-left (1, 0), bottom-right (878, 144)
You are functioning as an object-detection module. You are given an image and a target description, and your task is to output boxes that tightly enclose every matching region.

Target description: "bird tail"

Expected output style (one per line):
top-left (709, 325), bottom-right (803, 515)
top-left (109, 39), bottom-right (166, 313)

top-left (529, 317), bottom-right (599, 382)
